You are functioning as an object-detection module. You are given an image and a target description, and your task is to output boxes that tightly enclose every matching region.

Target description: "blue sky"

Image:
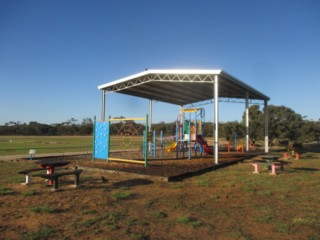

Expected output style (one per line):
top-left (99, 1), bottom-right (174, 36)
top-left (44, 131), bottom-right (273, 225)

top-left (1, 0), bottom-right (319, 125)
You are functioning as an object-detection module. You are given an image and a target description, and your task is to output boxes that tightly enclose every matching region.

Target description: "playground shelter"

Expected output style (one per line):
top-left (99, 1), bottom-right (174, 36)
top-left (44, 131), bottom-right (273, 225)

top-left (97, 69), bottom-right (270, 164)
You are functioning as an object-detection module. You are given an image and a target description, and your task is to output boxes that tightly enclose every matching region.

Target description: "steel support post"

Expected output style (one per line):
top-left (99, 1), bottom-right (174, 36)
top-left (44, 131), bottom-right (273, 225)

top-left (245, 92), bottom-right (249, 157)
top-left (264, 100), bottom-right (269, 153)
top-left (101, 90), bottom-right (106, 122)
top-left (148, 100), bottom-right (153, 131)
top-left (214, 75), bottom-right (219, 164)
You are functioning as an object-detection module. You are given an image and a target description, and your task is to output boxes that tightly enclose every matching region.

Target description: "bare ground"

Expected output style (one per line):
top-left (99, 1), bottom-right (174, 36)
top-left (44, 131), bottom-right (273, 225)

top-left (1, 151), bottom-right (320, 240)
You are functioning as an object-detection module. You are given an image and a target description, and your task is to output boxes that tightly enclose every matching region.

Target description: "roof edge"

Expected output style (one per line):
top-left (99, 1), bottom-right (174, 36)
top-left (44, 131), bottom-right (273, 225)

top-left (220, 70), bottom-right (270, 101)
top-left (98, 69), bottom-right (222, 90)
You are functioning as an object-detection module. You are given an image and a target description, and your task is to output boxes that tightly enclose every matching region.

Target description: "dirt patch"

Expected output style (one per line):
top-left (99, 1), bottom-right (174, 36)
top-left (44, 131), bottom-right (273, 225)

top-left (1, 153), bottom-right (320, 240)
top-left (75, 153), bottom-right (250, 179)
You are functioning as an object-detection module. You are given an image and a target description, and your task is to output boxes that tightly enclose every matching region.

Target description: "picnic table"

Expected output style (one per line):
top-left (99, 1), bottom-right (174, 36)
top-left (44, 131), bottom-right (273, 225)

top-left (251, 154), bottom-right (290, 175)
top-left (19, 160), bottom-right (83, 190)
top-left (36, 160), bottom-right (70, 173)
top-left (35, 160), bottom-right (70, 184)
top-left (259, 154), bottom-right (282, 169)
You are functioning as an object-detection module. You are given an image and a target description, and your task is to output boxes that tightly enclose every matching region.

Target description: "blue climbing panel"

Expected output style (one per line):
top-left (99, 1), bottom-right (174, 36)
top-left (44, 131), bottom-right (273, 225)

top-left (94, 122), bottom-right (109, 159)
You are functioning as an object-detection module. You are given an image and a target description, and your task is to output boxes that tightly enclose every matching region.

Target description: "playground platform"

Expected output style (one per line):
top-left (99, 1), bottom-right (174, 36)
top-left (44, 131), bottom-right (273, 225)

top-left (75, 152), bottom-right (264, 182)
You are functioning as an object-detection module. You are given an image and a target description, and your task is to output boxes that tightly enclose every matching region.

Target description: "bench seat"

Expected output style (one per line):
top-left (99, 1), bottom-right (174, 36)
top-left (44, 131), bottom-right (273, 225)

top-left (33, 169), bottom-right (83, 191)
top-left (250, 160), bottom-right (291, 175)
top-left (18, 168), bottom-right (46, 185)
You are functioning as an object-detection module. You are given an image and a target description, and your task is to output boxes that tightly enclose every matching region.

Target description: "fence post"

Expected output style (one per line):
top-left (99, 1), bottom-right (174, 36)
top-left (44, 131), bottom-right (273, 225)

top-left (144, 114), bottom-right (148, 167)
top-left (153, 130), bottom-right (156, 158)
top-left (92, 116), bottom-right (96, 161)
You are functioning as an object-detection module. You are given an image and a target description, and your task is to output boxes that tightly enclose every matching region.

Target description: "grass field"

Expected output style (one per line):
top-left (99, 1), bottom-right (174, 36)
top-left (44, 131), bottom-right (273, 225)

top-left (0, 136), bottom-right (93, 156)
top-left (0, 135), bottom-right (147, 156)
top-left (0, 152), bottom-right (320, 239)
top-left (0, 135), bottom-right (236, 157)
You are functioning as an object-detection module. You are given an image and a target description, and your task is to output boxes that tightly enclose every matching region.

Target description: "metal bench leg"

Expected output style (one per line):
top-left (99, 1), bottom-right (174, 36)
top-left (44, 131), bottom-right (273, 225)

top-left (270, 164), bottom-right (280, 175)
top-left (53, 177), bottom-right (59, 191)
top-left (22, 173), bottom-right (32, 185)
top-left (74, 173), bottom-right (80, 188)
top-left (251, 163), bottom-right (259, 174)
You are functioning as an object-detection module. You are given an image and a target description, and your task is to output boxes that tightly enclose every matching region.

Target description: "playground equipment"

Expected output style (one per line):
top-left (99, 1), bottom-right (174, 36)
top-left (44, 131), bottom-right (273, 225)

top-left (92, 107), bottom-right (252, 165)
top-left (166, 108), bottom-right (213, 159)
top-left (93, 108), bottom-right (209, 163)
top-left (196, 135), bottom-right (213, 155)
top-left (166, 142), bottom-right (177, 152)
top-left (233, 139), bottom-right (255, 153)
top-left (93, 116), bottom-right (149, 166)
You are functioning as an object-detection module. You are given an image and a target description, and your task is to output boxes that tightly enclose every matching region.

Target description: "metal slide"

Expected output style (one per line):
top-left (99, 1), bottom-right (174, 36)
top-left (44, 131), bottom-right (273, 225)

top-left (196, 135), bottom-right (213, 155)
top-left (166, 142), bottom-right (177, 152)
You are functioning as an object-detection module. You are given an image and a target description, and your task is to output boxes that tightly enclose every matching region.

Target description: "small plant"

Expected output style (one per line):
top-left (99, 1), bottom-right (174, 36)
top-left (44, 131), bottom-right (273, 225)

top-left (151, 211), bottom-right (167, 219)
top-left (254, 215), bottom-right (272, 223)
top-left (196, 178), bottom-right (211, 187)
top-left (9, 175), bottom-right (26, 183)
top-left (144, 198), bottom-right (159, 209)
top-left (103, 211), bottom-right (126, 223)
top-left (81, 217), bottom-right (101, 227)
top-left (126, 218), bottom-right (148, 227)
top-left (80, 209), bottom-right (98, 215)
top-left (241, 185), bottom-right (257, 193)
top-left (111, 191), bottom-right (133, 200)
top-left (22, 189), bottom-right (38, 196)
top-left (293, 217), bottom-right (318, 226)
top-left (308, 233), bottom-right (320, 240)
top-left (228, 229), bottom-right (252, 239)
top-left (77, 211), bottom-right (125, 228)
top-left (176, 216), bottom-right (202, 227)
top-left (22, 226), bottom-right (56, 240)
top-left (103, 222), bottom-right (120, 231)
top-left (273, 223), bottom-right (291, 233)
top-left (257, 190), bottom-right (273, 197)
top-left (253, 207), bottom-right (274, 224)
top-left (168, 182), bottom-right (185, 189)
top-left (30, 206), bottom-right (56, 214)
top-left (0, 185), bottom-right (14, 195)
top-left (129, 232), bottom-right (149, 240)
top-left (228, 229), bottom-right (243, 238)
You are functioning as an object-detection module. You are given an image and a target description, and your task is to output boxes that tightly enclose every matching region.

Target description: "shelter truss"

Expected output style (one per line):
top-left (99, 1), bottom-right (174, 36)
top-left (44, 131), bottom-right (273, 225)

top-left (99, 70), bottom-right (269, 106)
top-left (98, 69), bottom-right (270, 164)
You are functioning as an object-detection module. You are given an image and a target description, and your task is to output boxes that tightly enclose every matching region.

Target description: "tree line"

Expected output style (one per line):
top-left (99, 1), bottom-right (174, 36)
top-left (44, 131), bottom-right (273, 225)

top-left (0, 118), bottom-right (93, 135)
top-left (1, 105), bottom-right (319, 144)
top-left (148, 105), bottom-right (320, 145)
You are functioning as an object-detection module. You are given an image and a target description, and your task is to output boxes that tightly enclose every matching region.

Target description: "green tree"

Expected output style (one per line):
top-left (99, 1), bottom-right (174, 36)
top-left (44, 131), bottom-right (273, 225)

top-left (242, 105), bottom-right (264, 141)
top-left (223, 121), bottom-right (244, 142)
top-left (202, 122), bottom-right (214, 137)
top-left (152, 121), bottom-right (166, 134)
top-left (79, 118), bottom-right (93, 135)
top-left (268, 105), bottom-right (303, 142)
top-left (299, 119), bottom-right (320, 143)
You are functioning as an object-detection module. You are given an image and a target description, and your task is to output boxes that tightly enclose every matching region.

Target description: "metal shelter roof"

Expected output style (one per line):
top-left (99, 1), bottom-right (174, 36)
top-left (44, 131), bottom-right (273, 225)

top-left (98, 69), bottom-right (269, 106)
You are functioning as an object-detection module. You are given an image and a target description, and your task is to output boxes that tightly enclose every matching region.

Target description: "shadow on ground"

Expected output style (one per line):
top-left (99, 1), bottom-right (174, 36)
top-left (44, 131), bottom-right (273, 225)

top-left (291, 167), bottom-right (320, 172)
top-left (112, 178), bottom-right (154, 188)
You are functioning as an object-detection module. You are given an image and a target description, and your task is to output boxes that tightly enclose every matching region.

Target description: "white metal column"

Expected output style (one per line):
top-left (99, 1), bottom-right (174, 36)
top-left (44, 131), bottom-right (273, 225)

top-left (101, 89), bottom-right (106, 122)
top-left (148, 100), bottom-right (153, 131)
top-left (264, 100), bottom-right (269, 153)
top-left (245, 92), bottom-right (249, 157)
top-left (214, 75), bottom-right (219, 164)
